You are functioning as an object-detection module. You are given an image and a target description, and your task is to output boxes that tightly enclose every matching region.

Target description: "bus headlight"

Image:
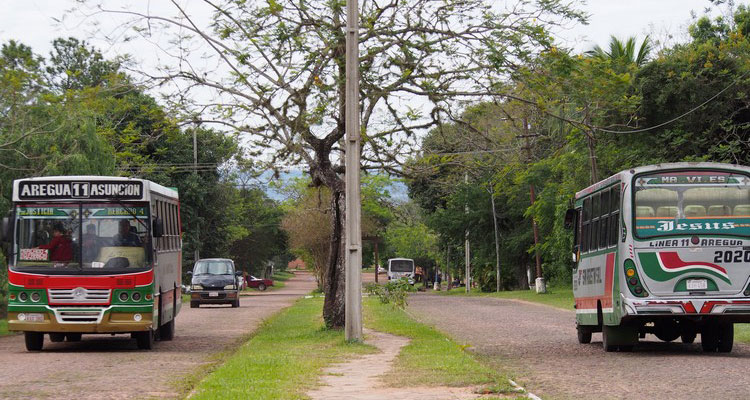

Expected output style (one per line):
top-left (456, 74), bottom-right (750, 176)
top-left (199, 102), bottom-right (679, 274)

top-left (131, 292), bottom-right (141, 302)
top-left (119, 292), bottom-right (129, 302)
top-left (18, 292), bottom-right (28, 302)
top-left (30, 292), bottom-right (41, 302)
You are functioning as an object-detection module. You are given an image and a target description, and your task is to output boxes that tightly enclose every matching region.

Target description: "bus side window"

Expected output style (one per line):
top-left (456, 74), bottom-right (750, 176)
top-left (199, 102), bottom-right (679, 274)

top-left (582, 198), bottom-right (591, 253)
top-left (599, 189), bottom-right (610, 249)
top-left (591, 193), bottom-right (600, 252)
top-left (610, 185), bottom-right (621, 246)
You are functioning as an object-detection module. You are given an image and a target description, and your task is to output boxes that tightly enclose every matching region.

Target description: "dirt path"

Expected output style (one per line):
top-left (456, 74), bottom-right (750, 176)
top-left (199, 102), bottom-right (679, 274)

top-left (307, 328), bottom-right (482, 400)
top-left (408, 293), bottom-right (750, 400)
top-left (0, 270), bottom-right (316, 399)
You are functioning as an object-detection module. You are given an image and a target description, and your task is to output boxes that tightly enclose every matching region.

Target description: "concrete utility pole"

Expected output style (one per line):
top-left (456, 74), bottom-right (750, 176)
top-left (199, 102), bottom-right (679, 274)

top-left (193, 126), bottom-right (200, 262)
top-left (464, 171), bottom-right (471, 293)
top-left (519, 118), bottom-right (546, 293)
top-left (490, 187), bottom-right (501, 292)
top-left (344, 0), bottom-right (362, 342)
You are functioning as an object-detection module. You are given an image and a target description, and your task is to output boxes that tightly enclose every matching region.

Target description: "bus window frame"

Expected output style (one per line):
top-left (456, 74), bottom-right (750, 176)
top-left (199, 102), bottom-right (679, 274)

top-left (631, 169), bottom-right (750, 240)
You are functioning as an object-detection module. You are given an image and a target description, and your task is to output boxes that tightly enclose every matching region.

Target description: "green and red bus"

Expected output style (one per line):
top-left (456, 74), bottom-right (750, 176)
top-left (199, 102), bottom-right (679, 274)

top-left (567, 162), bottom-right (750, 352)
top-left (1, 176), bottom-right (182, 350)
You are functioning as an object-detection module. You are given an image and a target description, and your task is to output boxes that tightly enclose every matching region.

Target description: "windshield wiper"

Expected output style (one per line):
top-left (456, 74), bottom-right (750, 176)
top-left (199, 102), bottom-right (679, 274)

top-left (112, 189), bottom-right (150, 232)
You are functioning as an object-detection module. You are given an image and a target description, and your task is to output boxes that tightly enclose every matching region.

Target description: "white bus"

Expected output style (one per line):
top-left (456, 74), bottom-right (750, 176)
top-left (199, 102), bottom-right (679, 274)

top-left (1, 176), bottom-right (182, 351)
top-left (387, 258), bottom-right (415, 284)
top-left (566, 162), bottom-right (750, 352)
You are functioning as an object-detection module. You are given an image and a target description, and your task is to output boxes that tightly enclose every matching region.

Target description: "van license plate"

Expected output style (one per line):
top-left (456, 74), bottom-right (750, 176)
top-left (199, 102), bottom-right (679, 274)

top-left (209, 292), bottom-right (219, 297)
top-left (687, 279), bottom-right (708, 290)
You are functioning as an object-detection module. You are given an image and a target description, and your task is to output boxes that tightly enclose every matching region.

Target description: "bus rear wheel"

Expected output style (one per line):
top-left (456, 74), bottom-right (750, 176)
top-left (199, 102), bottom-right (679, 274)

top-left (701, 326), bottom-right (719, 352)
top-left (577, 324), bottom-right (592, 344)
top-left (24, 332), bottom-right (44, 351)
top-left (718, 323), bottom-right (733, 353)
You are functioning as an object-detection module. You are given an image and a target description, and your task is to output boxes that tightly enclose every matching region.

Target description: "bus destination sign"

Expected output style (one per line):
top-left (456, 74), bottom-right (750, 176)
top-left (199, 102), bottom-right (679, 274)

top-left (18, 181), bottom-right (143, 200)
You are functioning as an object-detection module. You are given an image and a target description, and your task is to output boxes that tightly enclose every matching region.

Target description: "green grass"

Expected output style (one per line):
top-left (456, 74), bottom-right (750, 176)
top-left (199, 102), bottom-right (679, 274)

top-left (364, 297), bottom-right (513, 392)
top-left (0, 319), bottom-right (8, 336)
top-left (188, 296), bottom-right (374, 399)
top-left (439, 286), bottom-right (575, 311)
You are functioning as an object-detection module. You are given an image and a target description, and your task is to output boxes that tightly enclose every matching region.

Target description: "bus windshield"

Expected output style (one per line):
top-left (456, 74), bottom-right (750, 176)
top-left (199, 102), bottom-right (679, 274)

top-left (633, 171), bottom-right (750, 238)
top-left (390, 260), bottom-right (414, 272)
top-left (14, 203), bottom-right (151, 273)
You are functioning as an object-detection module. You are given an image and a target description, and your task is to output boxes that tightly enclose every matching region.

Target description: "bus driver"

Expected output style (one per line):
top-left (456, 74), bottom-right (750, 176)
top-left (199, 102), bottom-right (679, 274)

top-left (113, 220), bottom-right (142, 247)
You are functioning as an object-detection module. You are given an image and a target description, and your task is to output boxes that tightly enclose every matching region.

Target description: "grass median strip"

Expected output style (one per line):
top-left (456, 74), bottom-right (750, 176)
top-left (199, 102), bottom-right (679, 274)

top-left (364, 297), bottom-right (513, 392)
top-left (188, 296), bottom-right (373, 399)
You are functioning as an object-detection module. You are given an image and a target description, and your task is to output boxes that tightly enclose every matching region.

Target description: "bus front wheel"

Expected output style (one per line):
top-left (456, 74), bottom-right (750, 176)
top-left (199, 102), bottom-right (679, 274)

top-left (135, 330), bottom-right (154, 350)
top-left (159, 319), bottom-right (175, 341)
top-left (24, 332), bottom-right (44, 351)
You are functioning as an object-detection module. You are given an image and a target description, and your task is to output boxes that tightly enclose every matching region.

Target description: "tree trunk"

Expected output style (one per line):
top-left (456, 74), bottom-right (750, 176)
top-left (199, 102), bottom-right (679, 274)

top-left (322, 188), bottom-right (346, 329)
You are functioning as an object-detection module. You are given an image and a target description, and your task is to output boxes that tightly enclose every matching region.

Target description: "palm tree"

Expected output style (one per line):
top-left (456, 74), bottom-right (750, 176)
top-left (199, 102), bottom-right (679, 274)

top-left (586, 35), bottom-right (653, 67)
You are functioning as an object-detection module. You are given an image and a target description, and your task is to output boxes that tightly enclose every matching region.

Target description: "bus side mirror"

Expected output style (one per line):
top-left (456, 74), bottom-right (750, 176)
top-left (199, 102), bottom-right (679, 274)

top-left (152, 218), bottom-right (164, 238)
top-left (564, 208), bottom-right (577, 229)
top-left (1, 216), bottom-right (11, 243)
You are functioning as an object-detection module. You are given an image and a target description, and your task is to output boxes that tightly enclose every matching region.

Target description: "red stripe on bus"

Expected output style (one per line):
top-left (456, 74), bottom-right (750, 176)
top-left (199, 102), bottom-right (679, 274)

top-left (576, 253), bottom-right (616, 310)
top-left (9, 269), bottom-right (153, 288)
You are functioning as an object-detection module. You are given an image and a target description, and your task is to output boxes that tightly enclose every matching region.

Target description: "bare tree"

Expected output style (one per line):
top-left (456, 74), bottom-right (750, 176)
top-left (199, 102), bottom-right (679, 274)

top-left (76, 0), bottom-right (584, 328)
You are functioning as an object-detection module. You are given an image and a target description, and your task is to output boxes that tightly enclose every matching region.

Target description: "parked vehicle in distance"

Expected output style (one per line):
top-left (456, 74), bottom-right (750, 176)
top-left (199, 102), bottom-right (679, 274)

top-left (188, 258), bottom-right (242, 308)
top-left (387, 258), bottom-right (415, 284)
top-left (246, 275), bottom-right (273, 291)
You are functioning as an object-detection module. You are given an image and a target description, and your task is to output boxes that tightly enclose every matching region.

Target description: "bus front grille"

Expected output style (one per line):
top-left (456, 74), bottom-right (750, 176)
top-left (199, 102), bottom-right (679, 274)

top-left (48, 288), bottom-right (111, 304)
top-left (52, 308), bottom-right (105, 324)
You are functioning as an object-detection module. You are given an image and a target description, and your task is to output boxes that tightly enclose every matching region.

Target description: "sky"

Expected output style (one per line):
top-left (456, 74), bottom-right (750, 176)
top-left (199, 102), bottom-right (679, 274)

top-left (0, 0), bottom-right (726, 60)
top-left (0, 0), bottom-right (735, 199)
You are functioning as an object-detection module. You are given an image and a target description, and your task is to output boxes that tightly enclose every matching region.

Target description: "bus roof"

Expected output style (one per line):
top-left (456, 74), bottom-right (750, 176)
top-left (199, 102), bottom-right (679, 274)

top-left (575, 162), bottom-right (750, 199)
top-left (12, 176), bottom-right (178, 202)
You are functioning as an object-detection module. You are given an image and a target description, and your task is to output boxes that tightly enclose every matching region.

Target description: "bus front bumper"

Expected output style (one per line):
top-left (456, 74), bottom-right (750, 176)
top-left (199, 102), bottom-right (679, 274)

top-left (7, 306), bottom-right (153, 333)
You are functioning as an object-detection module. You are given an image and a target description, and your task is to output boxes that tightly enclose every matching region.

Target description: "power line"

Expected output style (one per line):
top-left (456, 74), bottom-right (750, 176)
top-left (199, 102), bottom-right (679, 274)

top-left (596, 69), bottom-right (750, 134)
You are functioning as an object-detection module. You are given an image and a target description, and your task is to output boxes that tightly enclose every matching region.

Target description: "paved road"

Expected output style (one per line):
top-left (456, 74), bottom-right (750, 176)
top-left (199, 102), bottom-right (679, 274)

top-left (0, 270), bottom-right (316, 399)
top-left (408, 293), bottom-right (750, 400)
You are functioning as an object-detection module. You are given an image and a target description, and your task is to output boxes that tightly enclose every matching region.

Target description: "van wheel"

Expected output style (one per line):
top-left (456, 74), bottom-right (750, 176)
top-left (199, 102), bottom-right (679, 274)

top-left (24, 332), bottom-right (44, 351)
top-left (232, 299), bottom-right (240, 308)
top-left (258, 283), bottom-right (266, 291)
top-left (135, 330), bottom-right (154, 350)
top-left (49, 333), bottom-right (65, 343)
top-left (577, 324), bottom-right (592, 344)
top-left (159, 319), bottom-right (175, 341)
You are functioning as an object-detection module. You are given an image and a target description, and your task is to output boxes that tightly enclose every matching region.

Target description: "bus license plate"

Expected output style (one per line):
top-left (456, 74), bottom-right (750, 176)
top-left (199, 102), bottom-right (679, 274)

top-left (208, 292), bottom-right (219, 297)
top-left (687, 279), bottom-right (708, 290)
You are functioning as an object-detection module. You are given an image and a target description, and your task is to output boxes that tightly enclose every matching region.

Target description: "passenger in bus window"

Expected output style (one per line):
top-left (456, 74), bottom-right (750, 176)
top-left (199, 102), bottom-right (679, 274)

top-left (37, 222), bottom-right (73, 261)
top-left (113, 220), bottom-right (142, 247)
top-left (81, 224), bottom-right (101, 262)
